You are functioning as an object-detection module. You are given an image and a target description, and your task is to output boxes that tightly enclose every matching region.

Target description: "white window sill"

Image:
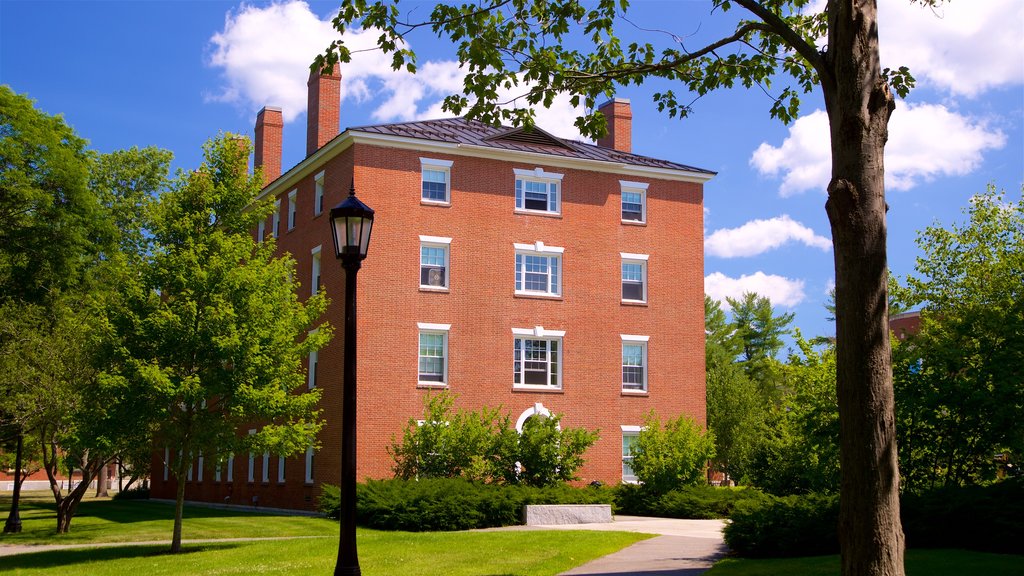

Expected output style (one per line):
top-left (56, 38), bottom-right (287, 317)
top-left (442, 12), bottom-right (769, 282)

top-left (621, 299), bottom-right (648, 306)
top-left (419, 286), bottom-right (450, 293)
top-left (512, 384), bottom-right (563, 393)
top-left (621, 219), bottom-right (646, 226)
top-left (514, 291), bottom-right (562, 300)
top-left (514, 208), bottom-right (561, 218)
top-left (417, 382), bottom-right (448, 389)
top-left (421, 199), bottom-right (451, 207)
top-left (621, 389), bottom-right (649, 396)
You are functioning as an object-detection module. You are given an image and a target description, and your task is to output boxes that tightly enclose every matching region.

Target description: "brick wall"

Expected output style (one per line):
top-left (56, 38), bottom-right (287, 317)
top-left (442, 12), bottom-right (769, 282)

top-left (152, 141), bottom-right (705, 510)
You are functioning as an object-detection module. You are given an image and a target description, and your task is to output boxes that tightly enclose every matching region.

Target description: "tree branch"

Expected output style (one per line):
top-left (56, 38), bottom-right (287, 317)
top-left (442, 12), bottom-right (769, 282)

top-left (732, 0), bottom-right (826, 78)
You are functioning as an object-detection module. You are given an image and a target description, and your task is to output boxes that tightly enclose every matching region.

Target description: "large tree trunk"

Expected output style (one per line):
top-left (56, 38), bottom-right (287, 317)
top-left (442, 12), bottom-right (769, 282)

top-left (3, 432), bottom-right (24, 534)
top-left (823, 1), bottom-right (905, 575)
top-left (95, 464), bottom-right (109, 497)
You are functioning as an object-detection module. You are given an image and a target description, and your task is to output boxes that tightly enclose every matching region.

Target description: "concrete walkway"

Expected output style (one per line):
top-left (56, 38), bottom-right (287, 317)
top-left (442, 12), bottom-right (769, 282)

top-left (492, 516), bottom-right (728, 575)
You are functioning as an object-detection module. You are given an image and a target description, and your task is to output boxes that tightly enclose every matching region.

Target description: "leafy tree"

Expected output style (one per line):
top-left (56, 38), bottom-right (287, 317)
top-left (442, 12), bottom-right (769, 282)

top-left (892, 186), bottom-right (1023, 490)
top-left (389, 392), bottom-right (513, 480)
top-left (320, 0), bottom-right (928, 570)
top-left (629, 411), bottom-right (716, 493)
top-left (507, 413), bottom-right (598, 487)
top-left (727, 292), bottom-right (794, 396)
top-left (0, 86), bottom-right (104, 305)
top-left (748, 332), bottom-right (840, 495)
top-left (705, 296), bottom-right (761, 483)
top-left (119, 135), bottom-right (330, 553)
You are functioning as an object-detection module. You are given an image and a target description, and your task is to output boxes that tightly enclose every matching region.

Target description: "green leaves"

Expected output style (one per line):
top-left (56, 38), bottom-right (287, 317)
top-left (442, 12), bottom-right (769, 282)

top-left (630, 411), bottom-right (716, 493)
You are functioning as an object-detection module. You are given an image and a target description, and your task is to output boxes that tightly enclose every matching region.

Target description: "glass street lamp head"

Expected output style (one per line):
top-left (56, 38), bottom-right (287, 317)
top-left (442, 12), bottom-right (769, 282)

top-left (330, 183), bottom-right (375, 262)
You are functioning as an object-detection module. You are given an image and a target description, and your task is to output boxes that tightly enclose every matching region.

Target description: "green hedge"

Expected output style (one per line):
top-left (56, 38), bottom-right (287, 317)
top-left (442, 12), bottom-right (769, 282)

top-left (725, 479), bottom-right (1024, 558)
top-left (724, 493), bottom-right (840, 558)
top-left (319, 478), bottom-right (615, 531)
top-left (615, 483), bottom-right (768, 519)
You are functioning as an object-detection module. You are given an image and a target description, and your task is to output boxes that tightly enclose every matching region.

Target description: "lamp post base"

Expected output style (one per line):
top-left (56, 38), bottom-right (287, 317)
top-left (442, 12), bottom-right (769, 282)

top-left (334, 566), bottom-right (361, 576)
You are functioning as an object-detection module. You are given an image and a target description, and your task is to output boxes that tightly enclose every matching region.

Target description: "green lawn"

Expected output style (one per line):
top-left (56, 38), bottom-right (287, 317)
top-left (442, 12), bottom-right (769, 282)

top-left (706, 549), bottom-right (1024, 576)
top-left (1, 492), bottom-right (650, 575)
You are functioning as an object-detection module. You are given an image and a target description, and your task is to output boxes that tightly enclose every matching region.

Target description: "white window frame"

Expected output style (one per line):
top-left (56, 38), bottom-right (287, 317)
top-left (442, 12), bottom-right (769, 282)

top-left (314, 170), bottom-right (325, 216)
top-left (621, 425), bottom-right (641, 483)
top-left (514, 241), bottom-right (564, 297)
top-left (420, 158), bottom-right (453, 205)
top-left (287, 189), bottom-right (297, 230)
top-left (227, 453), bottom-right (234, 482)
top-left (215, 459), bottom-right (222, 482)
top-left (186, 454), bottom-right (193, 482)
top-left (247, 429), bottom-right (256, 483)
top-left (311, 245), bottom-right (322, 296)
top-left (621, 253), bottom-right (649, 304)
top-left (305, 447), bottom-right (314, 484)
top-left (308, 329), bottom-right (319, 390)
top-left (419, 236), bottom-right (451, 291)
top-left (272, 199), bottom-right (281, 239)
top-left (163, 447), bottom-right (169, 481)
top-left (261, 452), bottom-right (270, 483)
top-left (514, 167), bottom-right (563, 215)
top-left (257, 220), bottom-right (266, 243)
top-left (277, 455), bottom-right (286, 484)
top-left (621, 335), bottom-right (650, 393)
top-left (417, 323), bottom-right (450, 387)
top-left (512, 326), bottom-right (565, 390)
top-left (620, 180), bottom-right (648, 224)
top-left (197, 452), bottom-right (204, 482)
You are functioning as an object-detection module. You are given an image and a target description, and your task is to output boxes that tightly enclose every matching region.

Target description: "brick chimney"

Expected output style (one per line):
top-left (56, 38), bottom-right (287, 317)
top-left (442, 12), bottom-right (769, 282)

top-left (596, 98), bottom-right (632, 153)
top-left (254, 106), bottom-right (283, 187)
top-left (307, 65), bottom-right (342, 156)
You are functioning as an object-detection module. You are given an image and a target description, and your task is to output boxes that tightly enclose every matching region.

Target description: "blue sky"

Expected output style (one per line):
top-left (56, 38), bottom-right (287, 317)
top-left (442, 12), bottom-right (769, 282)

top-left (2, 0), bottom-right (1022, 343)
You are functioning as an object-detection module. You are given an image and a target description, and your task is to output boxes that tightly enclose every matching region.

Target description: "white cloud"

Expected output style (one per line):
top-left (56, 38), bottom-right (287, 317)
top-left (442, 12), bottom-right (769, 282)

top-left (750, 102), bottom-right (1006, 195)
top-left (706, 215), bottom-right (831, 258)
top-left (879, 0), bottom-right (1024, 98)
top-left (206, 1), bottom-right (586, 138)
top-left (704, 272), bottom-right (807, 308)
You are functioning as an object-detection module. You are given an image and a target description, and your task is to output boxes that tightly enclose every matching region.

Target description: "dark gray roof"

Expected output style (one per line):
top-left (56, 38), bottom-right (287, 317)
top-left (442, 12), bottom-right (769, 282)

top-left (347, 117), bottom-right (715, 175)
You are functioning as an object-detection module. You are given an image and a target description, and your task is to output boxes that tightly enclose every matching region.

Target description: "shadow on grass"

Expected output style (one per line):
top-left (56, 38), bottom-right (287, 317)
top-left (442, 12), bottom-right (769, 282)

top-left (2, 543), bottom-right (242, 570)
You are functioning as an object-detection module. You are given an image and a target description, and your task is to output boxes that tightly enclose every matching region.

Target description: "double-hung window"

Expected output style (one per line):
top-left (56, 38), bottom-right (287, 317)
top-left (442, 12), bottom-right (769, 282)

top-left (277, 456), bottom-right (286, 484)
top-left (311, 245), bottom-right (322, 296)
top-left (418, 323), bottom-right (450, 386)
top-left (314, 171), bottom-right (325, 216)
top-left (257, 220), bottom-right (265, 243)
top-left (514, 242), bottom-right (563, 297)
top-left (514, 168), bottom-right (563, 215)
top-left (621, 253), bottom-right (648, 303)
top-left (272, 199), bottom-right (281, 239)
top-left (620, 180), bottom-right (648, 223)
top-left (421, 158), bottom-right (453, 204)
top-left (308, 329), bottom-right (319, 390)
top-left (287, 189), bottom-right (297, 230)
top-left (304, 447), bottom-right (314, 484)
top-left (419, 236), bottom-right (451, 290)
top-left (512, 327), bottom-right (564, 389)
top-left (621, 335), bottom-right (649, 392)
top-left (621, 426), bottom-right (641, 482)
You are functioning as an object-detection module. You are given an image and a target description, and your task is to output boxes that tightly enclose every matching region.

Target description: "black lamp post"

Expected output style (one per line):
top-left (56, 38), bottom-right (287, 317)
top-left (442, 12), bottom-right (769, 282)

top-left (329, 182), bottom-right (374, 576)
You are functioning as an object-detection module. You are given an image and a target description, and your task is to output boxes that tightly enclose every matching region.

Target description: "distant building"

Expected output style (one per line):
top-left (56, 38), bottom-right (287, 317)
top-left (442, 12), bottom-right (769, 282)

top-left (151, 67), bottom-right (714, 510)
top-left (889, 310), bottom-right (922, 340)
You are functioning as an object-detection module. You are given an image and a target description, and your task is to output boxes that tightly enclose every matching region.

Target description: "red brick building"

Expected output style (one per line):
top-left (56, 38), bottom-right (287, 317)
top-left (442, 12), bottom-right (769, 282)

top-left (151, 68), bottom-right (714, 511)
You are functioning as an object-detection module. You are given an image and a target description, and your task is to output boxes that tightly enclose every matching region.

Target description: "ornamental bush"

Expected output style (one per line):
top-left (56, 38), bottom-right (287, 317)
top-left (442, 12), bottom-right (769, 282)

top-left (318, 478), bottom-right (615, 531)
top-left (614, 483), bottom-right (768, 519)
top-left (629, 411), bottom-right (715, 493)
top-left (724, 492), bottom-right (840, 558)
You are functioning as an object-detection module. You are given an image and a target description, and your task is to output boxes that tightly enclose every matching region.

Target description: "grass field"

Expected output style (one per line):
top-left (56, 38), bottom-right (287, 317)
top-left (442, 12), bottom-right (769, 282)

top-left (0, 491), bottom-right (650, 575)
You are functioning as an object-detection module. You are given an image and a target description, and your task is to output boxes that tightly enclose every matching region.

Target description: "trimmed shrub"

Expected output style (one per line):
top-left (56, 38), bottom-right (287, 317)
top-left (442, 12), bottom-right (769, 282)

top-left (630, 412), bottom-right (715, 493)
top-left (112, 486), bottom-right (150, 500)
top-left (615, 483), bottom-right (769, 519)
top-left (902, 478), bottom-right (1024, 555)
top-left (319, 478), bottom-right (615, 531)
top-left (724, 493), bottom-right (840, 558)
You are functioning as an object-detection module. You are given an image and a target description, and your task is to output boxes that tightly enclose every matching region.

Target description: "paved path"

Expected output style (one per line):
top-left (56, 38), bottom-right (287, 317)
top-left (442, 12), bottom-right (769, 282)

top-left (491, 516), bottom-right (728, 575)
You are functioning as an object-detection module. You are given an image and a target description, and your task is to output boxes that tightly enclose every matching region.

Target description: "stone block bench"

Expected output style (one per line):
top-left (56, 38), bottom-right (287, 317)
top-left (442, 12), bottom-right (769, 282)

top-left (522, 504), bottom-right (613, 526)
